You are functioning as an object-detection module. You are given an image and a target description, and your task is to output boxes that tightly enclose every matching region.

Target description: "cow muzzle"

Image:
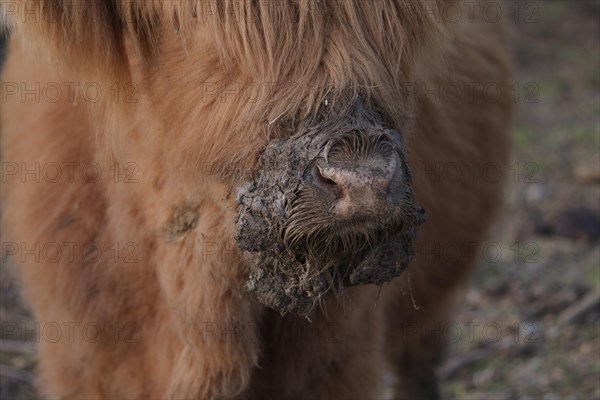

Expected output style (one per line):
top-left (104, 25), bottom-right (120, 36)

top-left (235, 104), bottom-right (426, 316)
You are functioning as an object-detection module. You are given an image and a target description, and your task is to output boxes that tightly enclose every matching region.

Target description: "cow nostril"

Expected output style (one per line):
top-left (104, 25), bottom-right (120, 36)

top-left (314, 166), bottom-right (337, 187)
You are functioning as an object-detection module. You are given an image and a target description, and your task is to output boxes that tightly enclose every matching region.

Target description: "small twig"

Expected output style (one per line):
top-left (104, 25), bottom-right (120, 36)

top-left (439, 349), bottom-right (490, 379)
top-left (557, 288), bottom-right (600, 326)
top-left (440, 335), bottom-right (535, 379)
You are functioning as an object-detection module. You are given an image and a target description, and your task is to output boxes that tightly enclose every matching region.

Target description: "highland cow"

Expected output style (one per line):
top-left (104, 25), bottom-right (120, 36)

top-left (0, 0), bottom-right (512, 398)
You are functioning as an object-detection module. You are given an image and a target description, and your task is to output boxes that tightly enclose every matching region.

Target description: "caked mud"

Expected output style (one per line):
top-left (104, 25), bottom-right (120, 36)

top-left (235, 110), bottom-right (425, 316)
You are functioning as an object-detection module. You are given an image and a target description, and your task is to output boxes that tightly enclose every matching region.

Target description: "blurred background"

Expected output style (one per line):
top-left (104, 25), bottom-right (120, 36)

top-left (1, 0), bottom-right (599, 398)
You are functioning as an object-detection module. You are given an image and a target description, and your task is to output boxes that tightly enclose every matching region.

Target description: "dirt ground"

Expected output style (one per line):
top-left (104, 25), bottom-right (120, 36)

top-left (1, 1), bottom-right (599, 399)
top-left (439, 1), bottom-right (600, 398)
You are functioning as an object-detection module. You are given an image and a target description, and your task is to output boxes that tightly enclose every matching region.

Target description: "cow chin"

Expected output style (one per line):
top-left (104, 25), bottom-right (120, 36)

top-left (235, 104), bottom-right (426, 316)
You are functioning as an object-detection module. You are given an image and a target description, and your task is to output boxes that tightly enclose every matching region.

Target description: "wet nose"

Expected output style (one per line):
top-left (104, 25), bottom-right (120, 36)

top-left (312, 156), bottom-right (398, 219)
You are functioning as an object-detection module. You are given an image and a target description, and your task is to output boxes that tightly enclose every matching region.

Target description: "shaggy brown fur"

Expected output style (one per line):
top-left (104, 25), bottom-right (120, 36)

top-left (1, 1), bottom-right (512, 398)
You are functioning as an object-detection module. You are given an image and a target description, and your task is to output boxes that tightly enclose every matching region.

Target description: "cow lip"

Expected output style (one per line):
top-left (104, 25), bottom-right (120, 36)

top-left (324, 211), bottom-right (409, 238)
